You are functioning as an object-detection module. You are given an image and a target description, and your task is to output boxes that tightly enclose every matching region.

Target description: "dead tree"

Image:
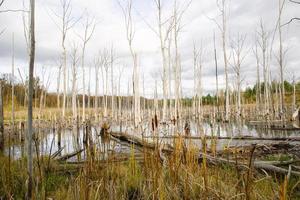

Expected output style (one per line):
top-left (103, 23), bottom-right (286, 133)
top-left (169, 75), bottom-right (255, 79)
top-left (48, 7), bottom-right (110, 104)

top-left (213, 32), bottom-right (220, 120)
top-left (117, 65), bottom-right (125, 121)
top-left (27, 0), bottom-right (35, 198)
top-left (51, 0), bottom-right (79, 118)
top-left (94, 53), bottom-right (101, 111)
top-left (70, 43), bottom-right (80, 122)
top-left (230, 33), bottom-right (247, 117)
top-left (215, 0), bottom-right (230, 121)
top-left (193, 43), bottom-right (204, 120)
top-left (118, 0), bottom-right (140, 127)
top-left (56, 63), bottom-right (62, 109)
top-left (100, 49), bottom-right (109, 116)
top-left (253, 41), bottom-right (261, 113)
top-left (293, 74), bottom-right (296, 111)
top-left (77, 15), bottom-right (96, 121)
top-left (278, 0), bottom-right (286, 116)
top-left (153, 0), bottom-right (174, 122)
top-left (110, 45), bottom-right (116, 119)
top-left (193, 43), bottom-right (198, 117)
top-left (11, 34), bottom-right (15, 137)
top-left (257, 20), bottom-right (270, 115)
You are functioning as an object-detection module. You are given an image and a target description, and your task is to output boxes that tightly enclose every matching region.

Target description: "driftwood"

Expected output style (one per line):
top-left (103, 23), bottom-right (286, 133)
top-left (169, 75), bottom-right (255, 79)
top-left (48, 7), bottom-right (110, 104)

top-left (57, 149), bottom-right (84, 161)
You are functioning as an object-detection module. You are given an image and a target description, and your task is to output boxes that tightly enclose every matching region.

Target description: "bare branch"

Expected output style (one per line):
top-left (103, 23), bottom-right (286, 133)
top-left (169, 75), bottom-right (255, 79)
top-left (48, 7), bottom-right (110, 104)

top-left (0, 0), bottom-right (4, 7)
top-left (206, 14), bottom-right (222, 31)
top-left (133, 6), bottom-right (159, 37)
top-left (0, 9), bottom-right (29, 13)
top-left (281, 17), bottom-right (300, 26)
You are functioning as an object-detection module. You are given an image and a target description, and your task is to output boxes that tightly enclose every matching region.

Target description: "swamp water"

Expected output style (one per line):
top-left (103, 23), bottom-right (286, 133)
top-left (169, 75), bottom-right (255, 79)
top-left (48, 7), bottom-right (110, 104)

top-left (5, 120), bottom-right (300, 160)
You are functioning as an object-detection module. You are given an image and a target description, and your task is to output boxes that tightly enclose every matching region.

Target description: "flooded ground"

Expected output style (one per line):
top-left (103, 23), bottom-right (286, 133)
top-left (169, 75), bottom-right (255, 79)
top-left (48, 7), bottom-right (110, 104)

top-left (5, 120), bottom-right (300, 160)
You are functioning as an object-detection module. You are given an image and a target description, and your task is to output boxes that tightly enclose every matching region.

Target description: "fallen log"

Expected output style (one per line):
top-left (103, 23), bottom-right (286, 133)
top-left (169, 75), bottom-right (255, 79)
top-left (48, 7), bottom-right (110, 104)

top-left (112, 131), bottom-right (300, 177)
top-left (200, 153), bottom-right (300, 177)
top-left (143, 135), bottom-right (300, 142)
top-left (57, 149), bottom-right (84, 161)
top-left (110, 131), bottom-right (173, 153)
top-left (270, 127), bottom-right (300, 131)
top-left (51, 147), bottom-right (64, 159)
top-left (254, 159), bottom-right (300, 166)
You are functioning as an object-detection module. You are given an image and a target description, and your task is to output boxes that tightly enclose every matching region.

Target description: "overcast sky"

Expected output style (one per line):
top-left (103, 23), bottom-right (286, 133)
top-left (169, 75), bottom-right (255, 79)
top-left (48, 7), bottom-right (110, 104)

top-left (0, 0), bottom-right (299, 98)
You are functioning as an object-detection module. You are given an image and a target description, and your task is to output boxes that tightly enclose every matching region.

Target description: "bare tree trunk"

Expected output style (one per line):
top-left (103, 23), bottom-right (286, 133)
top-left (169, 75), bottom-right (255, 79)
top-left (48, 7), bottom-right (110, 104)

top-left (230, 34), bottom-right (246, 118)
top-left (198, 50), bottom-right (203, 121)
top-left (11, 33), bottom-right (15, 138)
top-left (142, 74), bottom-right (145, 118)
top-left (173, 5), bottom-right (181, 120)
top-left (100, 56), bottom-right (106, 115)
top-left (293, 74), bottom-right (296, 112)
top-left (117, 66), bottom-right (124, 122)
top-left (94, 55), bottom-right (100, 111)
top-left (62, 44), bottom-right (67, 118)
top-left (155, 0), bottom-right (170, 122)
top-left (55, 0), bottom-right (78, 119)
top-left (81, 45), bottom-right (86, 121)
top-left (220, 0), bottom-right (230, 122)
top-left (133, 54), bottom-right (140, 126)
top-left (275, 79), bottom-right (280, 117)
top-left (118, 0), bottom-right (140, 127)
top-left (79, 16), bottom-right (96, 121)
top-left (56, 65), bottom-right (61, 110)
top-left (88, 64), bottom-right (91, 116)
top-left (193, 43), bottom-right (198, 118)
top-left (258, 20), bottom-right (269, 115)
top-left (17, 68), bottom-right (28, 107)
top-left (278, 0), bottom-right (285, 117)
top-left (110, 46), bottom-right (115, 119)
top-left (104, 60), bottom-right (109, 118)
top-left (167, 37), bottom-right (173, 117)
top-left (71, 45), bottom-right (79, 120)
top-left (0, 82), bottom-right (4, 152)
top-left (213, 33), bottom-right (220, 119)
top-left (26, 0), bottom-right (35, 198)
top-left (254, 42), bottom-right (261, 113)
top-left (154, 80), bottom-right (158, 112)
top-left (66, 64), bottom-right (70, 111)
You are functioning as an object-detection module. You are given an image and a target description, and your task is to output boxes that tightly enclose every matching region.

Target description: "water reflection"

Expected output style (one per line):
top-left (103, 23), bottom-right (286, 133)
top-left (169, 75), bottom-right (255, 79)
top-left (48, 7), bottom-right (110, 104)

top-left (5, 120), bottom-right (300, 159)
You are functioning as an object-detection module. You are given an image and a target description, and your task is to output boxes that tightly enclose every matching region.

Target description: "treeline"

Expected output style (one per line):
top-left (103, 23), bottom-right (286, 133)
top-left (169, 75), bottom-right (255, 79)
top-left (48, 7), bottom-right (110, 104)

top-left (1, 73), bottom-right (299, 110)
top-left (0, 74), bottom-right (151, 110)
top-left (185, 80), bottom-right (300, 106)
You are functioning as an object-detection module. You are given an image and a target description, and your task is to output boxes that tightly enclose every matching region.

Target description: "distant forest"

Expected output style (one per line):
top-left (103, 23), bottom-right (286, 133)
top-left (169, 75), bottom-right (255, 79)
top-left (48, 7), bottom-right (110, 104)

top-left (1, 73), bottom-right (299, 109)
